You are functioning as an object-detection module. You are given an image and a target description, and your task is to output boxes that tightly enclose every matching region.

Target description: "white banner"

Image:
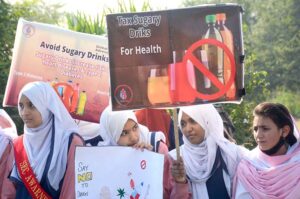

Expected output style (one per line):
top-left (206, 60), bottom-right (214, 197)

top-left (75, 146), bottom-right (164, 199)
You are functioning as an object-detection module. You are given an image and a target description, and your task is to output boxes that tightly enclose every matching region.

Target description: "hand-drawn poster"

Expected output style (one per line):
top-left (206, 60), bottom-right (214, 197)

top-left (75, 146), bottom-right (164, 199)
top-left (107, 4), bottom-right (245, 110)
top-left (3, 18), bottom-right (109, 122)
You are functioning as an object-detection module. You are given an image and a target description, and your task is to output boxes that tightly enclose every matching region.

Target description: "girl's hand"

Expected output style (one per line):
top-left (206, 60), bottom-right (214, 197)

top-left (171, 156), bottom-right (187, 184)
top-left (132, 142), bottom-right (153, 151)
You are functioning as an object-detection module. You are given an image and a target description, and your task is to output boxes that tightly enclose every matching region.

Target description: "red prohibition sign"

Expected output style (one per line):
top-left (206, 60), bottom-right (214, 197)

top-left (183, 38), bottom-right (236, 101)
top-left (140, 160), bottom-right (147, 170)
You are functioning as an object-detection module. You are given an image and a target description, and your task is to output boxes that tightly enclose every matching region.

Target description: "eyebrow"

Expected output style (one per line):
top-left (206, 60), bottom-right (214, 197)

top-left (123, 123), bottom-right (138, 131)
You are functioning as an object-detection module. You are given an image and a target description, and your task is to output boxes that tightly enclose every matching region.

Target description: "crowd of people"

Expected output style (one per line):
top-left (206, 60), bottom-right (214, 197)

top-left (1, 81), bottom-right (299, 199)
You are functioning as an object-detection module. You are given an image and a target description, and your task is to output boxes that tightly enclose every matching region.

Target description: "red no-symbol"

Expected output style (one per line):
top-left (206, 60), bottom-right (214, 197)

top-left (183, 38), bottom-right (236, 101)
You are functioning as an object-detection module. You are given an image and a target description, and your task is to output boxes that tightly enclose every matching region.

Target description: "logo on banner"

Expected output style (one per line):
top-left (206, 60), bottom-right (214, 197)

top-left (23, 24), bottom-right (35, 38)
top-left (114, 84), bottom-right (133, 106)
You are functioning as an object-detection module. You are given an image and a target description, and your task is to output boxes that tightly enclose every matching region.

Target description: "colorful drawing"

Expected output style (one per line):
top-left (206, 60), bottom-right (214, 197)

top-left (129, 178), bottom-right (140, 199)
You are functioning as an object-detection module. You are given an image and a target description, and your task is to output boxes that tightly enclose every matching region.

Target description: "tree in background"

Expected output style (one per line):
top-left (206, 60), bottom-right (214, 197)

top-left (251, 0), bottom-right (300, 92)
top-left (250, 0), bottom-right (300, 119)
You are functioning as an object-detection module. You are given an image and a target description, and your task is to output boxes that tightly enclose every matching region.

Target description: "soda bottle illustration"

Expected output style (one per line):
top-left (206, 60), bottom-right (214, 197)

top-left (203, 14), bottom-right (224, 89)
top-left (216, 13), bottom-right (236, 99)
top-left (76, 90), bottom-right (87, 115)
top-left (200, 50), bottom-right (211, 88)
top-left (185, 50), bottom-right (197, 90)
top-left (51, 77), bottom-right (58, 87)
top-left (62, 80), bottom-right (74, 111)
top-left (70, 83), bottom-right (79, 113)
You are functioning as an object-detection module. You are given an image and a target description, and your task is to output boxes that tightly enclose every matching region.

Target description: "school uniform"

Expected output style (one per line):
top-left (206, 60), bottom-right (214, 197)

top-left (168, 104), bottom-right (246, 199)
top-left (5, 82), bottom-right (84, 199)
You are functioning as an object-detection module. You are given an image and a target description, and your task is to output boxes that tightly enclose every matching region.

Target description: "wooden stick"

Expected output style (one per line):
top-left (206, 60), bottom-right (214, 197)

top-left (172, 108), bottom-right (180, 160)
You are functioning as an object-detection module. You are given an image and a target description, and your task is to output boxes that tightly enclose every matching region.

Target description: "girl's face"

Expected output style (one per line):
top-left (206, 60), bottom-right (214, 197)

top-left (19, 95), bottom-right (42, 128)
top-left (180, 112), bottom-right (205, 145)
top-left (253, 116), bottom-right (289, 151)
top-left (117, 119), bottom-right (140, 146)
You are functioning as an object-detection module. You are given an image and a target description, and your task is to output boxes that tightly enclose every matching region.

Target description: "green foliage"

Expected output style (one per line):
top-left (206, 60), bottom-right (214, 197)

top-left (65, 0), bottom-right (152, 35)
top-left (250, 0), bottom-right (300, 91)
top-left (269, 88), bottom-right (300, 118)
top-left (66, 12), bottom-right (106, 35)
top-left (11, 0), bottom-right (63, 23)
top-left (104, 0), bottom-right (152, 14)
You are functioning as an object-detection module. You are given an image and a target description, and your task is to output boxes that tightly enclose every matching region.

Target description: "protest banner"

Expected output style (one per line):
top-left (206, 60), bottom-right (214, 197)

top-left (75, 146), bottom-right (164, 199)
top-left (3, 18), bottom-right (110, 123)
top-left (107, 4), bottom-right (245, 110)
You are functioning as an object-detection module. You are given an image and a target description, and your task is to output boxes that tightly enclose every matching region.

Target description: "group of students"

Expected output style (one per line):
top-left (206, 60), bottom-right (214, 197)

top-left (0, 81), bottom-right (299, 199)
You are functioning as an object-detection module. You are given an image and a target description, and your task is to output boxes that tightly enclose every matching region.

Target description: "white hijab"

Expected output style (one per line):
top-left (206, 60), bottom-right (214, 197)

top-left (0, 109), bottom-right (18, 157)
top-left (13, 81), bottom-right (78, 191)
top-left (77, 120), bottom-right (101, 141)
top-left (170, 104), bottom-right (244, 199)
top-left (98, 106), bottom-right (165, 146)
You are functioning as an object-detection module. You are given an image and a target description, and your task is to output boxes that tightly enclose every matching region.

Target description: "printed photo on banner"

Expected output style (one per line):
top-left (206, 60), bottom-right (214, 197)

top-left (3, 18), bottom-right (110, 123)
top-left (107, 4), bottom-right (245, 110)
top-left (75, 146), bottom-right (164, 199)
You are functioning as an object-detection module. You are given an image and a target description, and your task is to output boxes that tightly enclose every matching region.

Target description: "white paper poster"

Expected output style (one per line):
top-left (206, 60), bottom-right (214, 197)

top-left (75, 146), bottom-right (164, 199)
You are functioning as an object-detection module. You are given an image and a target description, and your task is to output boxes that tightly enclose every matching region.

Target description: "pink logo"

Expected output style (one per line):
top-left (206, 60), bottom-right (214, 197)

top-left (22, 24), bottom-right (35, 37)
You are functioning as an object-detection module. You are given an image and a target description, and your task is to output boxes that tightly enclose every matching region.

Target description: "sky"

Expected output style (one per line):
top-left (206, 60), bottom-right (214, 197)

top-left (6, 0), bottom-right (185, 17)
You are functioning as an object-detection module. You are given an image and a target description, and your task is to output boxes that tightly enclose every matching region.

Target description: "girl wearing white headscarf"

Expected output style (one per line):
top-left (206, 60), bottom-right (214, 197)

top-left (0, 109), bottom-right (17, 198)
top-left (168, 104), bottom-right (247, 199)
top-left (5, 81), bottom-right (84, 199)
top-left (98, 106), bottom-right (171, 198)
top-left (98, 106), bottom-right (166, 148)
top-left (233, 102), bottom-right (300, 199)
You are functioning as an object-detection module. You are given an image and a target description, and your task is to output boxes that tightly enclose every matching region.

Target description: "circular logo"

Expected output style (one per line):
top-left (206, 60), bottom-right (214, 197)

top-left (22, 24), bottom-right (35, 38)
top-left (114, 84), bottom-right (133, 106)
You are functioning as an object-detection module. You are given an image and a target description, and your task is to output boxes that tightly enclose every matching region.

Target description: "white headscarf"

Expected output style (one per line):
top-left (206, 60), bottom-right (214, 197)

top-left (98, 106), bottom-right (165, 146)
top-left (13, 81), bottom-right (78, 191)
top-left (170, 104), bottom-right (244, 199)
top-left (0, 109), bottom-right (18, 157)
top-left (77, 120), bottom-right (101, 140)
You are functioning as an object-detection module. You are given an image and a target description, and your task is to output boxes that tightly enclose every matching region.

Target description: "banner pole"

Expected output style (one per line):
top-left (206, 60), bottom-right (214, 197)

top-left (172, 108), bottom-right (180, 160)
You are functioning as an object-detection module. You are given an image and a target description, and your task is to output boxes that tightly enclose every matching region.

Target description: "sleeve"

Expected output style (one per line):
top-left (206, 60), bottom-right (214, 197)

top-left (59, 134), bottom-right (84, 199)
top-left (163, 154), bottom-right (191, 199)
top-left (0, 142), bottom-right (16, 199)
